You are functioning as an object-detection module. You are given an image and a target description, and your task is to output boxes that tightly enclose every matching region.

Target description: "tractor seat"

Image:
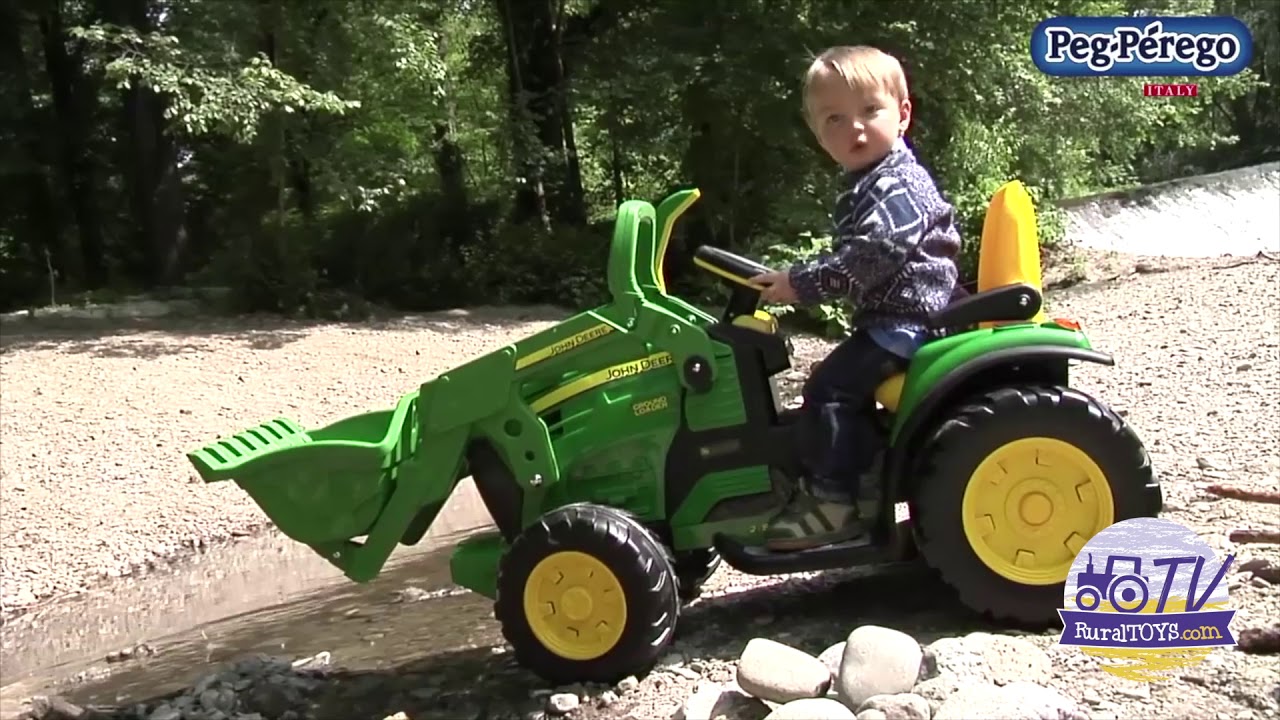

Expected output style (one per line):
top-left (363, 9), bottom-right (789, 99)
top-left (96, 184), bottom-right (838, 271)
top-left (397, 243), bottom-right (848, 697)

top-left (874, 179), bottom-right (1049, 413)
top-left (872, 282), bottom-right (1043, 412)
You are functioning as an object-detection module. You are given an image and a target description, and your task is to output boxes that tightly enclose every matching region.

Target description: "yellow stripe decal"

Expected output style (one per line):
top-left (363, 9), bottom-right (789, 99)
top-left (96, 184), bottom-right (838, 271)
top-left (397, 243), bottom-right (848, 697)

top-left (515, 323), bottom-right (615, 370)
top-left (530, 351), bottom-right (674, 414)
top-left (655, 190), bottom-right (701, 295)
top-left (692, 256), bottom-right (765, 290)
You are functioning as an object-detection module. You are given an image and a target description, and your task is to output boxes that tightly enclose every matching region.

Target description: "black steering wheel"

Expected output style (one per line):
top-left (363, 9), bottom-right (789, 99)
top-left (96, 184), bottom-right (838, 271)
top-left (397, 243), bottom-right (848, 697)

top-left (693, 245), bottom-right (777, 322)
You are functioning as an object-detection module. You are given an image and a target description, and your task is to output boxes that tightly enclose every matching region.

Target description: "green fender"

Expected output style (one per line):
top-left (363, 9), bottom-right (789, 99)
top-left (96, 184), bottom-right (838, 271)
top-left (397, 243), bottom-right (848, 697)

top-left (884, 323), bottom-right (1115, 502)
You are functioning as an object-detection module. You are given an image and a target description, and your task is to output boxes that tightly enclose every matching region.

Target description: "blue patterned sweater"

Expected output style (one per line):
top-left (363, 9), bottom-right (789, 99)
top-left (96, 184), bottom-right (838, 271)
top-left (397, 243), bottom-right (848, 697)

top-left (788, 138), bottom-right (962, 354)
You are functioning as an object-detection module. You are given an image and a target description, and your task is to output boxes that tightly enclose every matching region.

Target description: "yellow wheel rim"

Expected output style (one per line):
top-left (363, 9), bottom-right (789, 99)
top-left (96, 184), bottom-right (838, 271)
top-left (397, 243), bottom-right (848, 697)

top-left (522, 550), bottom-right (628, 661)
top-left (962, 437), bottom-right (1115, 585)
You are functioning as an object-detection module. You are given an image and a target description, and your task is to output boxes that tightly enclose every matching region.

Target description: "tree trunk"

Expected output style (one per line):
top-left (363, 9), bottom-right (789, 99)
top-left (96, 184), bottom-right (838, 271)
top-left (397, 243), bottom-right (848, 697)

top-left (493, 0), bottom-right (588, 228)
top-left (38, 2), bottom-right (108, 288)
top-left (105, 0), bottom-right (188, 286)
top-left (0, 1), bottom-right (64, 290)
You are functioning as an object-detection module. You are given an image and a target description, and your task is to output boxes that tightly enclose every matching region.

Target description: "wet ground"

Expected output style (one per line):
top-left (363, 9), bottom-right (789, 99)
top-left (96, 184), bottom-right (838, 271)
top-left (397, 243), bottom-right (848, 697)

top-left (0, 475), bottom-right (967, 720)
top-left (0, 483), bottom-right (500, 719)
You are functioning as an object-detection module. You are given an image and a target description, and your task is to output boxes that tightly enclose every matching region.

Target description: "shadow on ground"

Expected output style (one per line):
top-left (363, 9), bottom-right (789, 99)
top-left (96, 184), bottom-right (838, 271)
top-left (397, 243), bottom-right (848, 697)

top-left (0, 305), bottom-right (570, 359)
top-left (63, 564), bottom-right (1016, 720)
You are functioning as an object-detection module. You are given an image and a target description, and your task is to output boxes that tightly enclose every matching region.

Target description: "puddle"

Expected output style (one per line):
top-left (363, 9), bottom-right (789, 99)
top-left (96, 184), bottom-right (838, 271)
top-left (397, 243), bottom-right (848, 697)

top-left (0, 481), bottom-right (498, 718)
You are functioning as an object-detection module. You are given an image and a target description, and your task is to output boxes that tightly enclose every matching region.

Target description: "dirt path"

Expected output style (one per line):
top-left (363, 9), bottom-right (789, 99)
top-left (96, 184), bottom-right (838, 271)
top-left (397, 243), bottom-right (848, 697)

top-left (4, 252), bottom-right (1279, 720)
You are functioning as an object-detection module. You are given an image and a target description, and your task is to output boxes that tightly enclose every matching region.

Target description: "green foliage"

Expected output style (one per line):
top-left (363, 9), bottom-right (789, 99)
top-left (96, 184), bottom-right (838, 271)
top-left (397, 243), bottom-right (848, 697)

top-left (754, 234), bottom-right (850, 337)
top-left (70, 23), bottom-right (361, 143)
top-left (2, 0), bottom-right (1276, 317)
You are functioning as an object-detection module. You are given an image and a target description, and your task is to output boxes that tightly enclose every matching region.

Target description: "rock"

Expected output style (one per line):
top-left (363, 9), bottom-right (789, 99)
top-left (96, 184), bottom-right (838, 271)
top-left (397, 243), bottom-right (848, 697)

top-left (934, 681), bottom-right (1089, 720)
top-left (22, 697), bottom-right (91, 720)
top-left (836, 626), bottom-right (924, 708)
top-left (912, 675), bottom-right (962, 716)
top-left (1238, 557), bottom-right (1271, 574)
top-left (856, 693), bottom-right (931, 720)
top-left (393, 586), bottom-right (433, 603)
top-left (148, 706), bottom-right (183, 720)
top-left (675, 682), bottom-right (770, 720)
top-left (617, 676), bottom-right (640, 695)
top-left (818, 642), bottom-right (846, 679)
top-left (857, 711), bottom-right (888, 720)
top-left (1116, 683), bottom-right (1150, 699)
top-left (736, 638), bottom-right (832, 703)
top-left (547, 693), bottom-right (580, 715)
top-left (383, 713), bottom-right (410, 720)
top-left (922, 632), bottom-right (1051, 686)
top-left (764, 698), bottom-right (857, 719)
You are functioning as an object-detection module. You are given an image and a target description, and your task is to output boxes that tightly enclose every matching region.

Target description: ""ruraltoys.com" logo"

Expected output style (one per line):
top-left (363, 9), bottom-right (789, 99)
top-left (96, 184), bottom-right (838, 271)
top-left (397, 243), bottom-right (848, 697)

top-left (1056, 517), bottom-right (1237, 682)
top-left (1029, 14), bottom-right (1254, 79)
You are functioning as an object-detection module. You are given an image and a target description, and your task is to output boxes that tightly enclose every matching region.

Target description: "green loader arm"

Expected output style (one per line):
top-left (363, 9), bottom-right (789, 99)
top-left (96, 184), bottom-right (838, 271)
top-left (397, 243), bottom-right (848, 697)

top-left (186, 186), bottom-right (722, 584)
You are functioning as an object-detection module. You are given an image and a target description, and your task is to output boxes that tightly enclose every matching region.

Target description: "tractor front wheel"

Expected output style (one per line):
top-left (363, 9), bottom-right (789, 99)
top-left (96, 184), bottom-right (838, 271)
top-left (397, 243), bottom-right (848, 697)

top-left (911, 385), bottom-right (1161, 626)
top-left (494, 503), bottom-right (681, 686)
top-left (674, 548), bottom-right (723, 603)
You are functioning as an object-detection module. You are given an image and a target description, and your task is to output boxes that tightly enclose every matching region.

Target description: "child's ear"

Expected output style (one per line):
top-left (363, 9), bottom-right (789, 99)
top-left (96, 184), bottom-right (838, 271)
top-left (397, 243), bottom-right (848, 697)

top-left (898, 98), bottom-right (913, 136)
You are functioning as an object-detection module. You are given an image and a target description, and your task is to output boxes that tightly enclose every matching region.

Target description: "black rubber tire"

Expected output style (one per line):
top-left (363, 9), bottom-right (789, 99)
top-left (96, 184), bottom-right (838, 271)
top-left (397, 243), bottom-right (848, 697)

top-left (493, 503), bottom-right (681, 686)
top-left (673, 548), bottom-right (722, 603)
top-left (910, 384), bottom-right (1162, 627)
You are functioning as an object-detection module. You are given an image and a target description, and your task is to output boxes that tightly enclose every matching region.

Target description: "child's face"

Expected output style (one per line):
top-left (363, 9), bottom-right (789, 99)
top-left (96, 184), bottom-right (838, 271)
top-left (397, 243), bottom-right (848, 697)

top-left (808, 76), bottom-right (911, 172)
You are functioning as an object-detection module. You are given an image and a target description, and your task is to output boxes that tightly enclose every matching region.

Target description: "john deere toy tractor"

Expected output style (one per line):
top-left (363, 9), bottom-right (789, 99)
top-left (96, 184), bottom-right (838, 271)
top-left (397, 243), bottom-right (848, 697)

top-left (187, 181), bottom-right (1162, 685)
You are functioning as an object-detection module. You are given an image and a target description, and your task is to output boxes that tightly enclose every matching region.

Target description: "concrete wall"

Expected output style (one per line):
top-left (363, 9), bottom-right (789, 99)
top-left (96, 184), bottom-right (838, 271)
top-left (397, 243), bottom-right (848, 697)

top-left (1058, 162), bottom-right (1280, 257)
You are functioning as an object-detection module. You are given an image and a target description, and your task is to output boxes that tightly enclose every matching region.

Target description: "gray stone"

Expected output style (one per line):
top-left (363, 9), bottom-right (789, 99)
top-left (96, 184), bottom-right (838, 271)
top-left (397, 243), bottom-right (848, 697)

top-left (934, 681), bottom-right (1089, 720)
top-left (149, 706), bottom-right (183, 720)
top-left (856, 693), bottom-right (931, 720)
top-left (819, 642), bottom-right (847, 679)
top-left (912, 674), bottom-right (962, 715)
top-left (736, 638), bottom-right (832, 703)
top-left (837, 626), bottom-right (924, 708)
top-left (765, 698), bottom-right (857, 720)
top-left (675, 682), bottom-right (770, 720)
top-left (923, 632), bottom-right (1051, 686)
top-left (547, 693), bottom-right (580, 715)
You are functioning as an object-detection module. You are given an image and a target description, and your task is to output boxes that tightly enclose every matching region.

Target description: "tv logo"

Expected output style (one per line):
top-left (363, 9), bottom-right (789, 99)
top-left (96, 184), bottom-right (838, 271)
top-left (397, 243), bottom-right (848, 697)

top-left (1057, 517), bottom-right (1237, 682)
top-left (1030, 16), bottom-right (1254, 76)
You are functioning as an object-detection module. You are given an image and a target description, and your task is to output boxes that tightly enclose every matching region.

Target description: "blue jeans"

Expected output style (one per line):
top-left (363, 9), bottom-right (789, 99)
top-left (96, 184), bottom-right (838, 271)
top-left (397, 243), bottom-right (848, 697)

top-left (796, 328), bottom-right (911, 504)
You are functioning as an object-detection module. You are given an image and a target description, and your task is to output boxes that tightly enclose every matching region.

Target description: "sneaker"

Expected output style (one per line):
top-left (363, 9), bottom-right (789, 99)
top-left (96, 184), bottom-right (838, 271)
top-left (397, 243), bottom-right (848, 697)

top-left (763, 489), bottom-right (868, 551)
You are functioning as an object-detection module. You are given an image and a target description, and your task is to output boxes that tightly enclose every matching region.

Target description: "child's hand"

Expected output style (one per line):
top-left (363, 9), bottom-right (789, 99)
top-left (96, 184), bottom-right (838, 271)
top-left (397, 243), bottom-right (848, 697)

top-left (752, 270), bottom-right (798, 305)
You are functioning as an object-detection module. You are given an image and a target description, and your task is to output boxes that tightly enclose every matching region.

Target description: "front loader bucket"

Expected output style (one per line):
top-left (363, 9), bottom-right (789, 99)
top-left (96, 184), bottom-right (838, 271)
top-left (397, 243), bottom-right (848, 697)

top-left (188, 391), bottom-right (421, 546)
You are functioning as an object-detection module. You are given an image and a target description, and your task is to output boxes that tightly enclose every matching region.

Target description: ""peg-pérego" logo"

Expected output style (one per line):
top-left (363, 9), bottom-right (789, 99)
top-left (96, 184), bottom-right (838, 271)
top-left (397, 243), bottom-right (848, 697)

top-left (1030, 16), bottom-right (1253, 77)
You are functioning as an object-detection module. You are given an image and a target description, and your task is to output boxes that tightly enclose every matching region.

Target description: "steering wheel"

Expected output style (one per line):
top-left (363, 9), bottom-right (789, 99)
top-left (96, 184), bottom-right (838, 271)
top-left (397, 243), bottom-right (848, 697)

top-left (692, 245), bottom-right (777, 321)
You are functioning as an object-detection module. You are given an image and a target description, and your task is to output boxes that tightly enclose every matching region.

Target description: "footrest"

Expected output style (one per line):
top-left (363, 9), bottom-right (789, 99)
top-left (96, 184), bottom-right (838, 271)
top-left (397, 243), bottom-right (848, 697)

top-left (711, 532), bottom-right (888, 575)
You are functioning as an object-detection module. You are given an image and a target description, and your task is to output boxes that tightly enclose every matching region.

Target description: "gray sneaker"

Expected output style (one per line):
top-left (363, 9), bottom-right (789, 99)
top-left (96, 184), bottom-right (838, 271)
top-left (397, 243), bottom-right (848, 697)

top-left (763, 489), bottom-right (867, 551)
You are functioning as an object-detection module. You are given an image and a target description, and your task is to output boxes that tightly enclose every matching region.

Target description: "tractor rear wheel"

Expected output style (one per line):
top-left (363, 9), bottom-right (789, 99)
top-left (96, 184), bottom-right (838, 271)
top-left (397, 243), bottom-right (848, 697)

top-left (910, 384), bottom-right (1162, 626)
top-left (494, 503), bottom-right (680, 685)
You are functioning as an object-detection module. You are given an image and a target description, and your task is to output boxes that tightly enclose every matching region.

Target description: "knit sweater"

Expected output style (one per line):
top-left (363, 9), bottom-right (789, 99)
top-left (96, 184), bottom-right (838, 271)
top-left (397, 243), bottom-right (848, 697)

top-left (788, 138), bottom-right (962, 339)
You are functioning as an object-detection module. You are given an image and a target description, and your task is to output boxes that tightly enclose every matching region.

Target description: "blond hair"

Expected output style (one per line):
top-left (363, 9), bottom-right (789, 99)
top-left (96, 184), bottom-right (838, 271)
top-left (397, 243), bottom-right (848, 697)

top-left (802, 46), bottom-right (909, 122)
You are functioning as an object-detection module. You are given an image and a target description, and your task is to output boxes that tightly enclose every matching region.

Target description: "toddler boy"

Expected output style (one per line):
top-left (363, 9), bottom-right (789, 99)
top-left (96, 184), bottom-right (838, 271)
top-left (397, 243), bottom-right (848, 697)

top-left (751, 45), bottom-right (962, 551)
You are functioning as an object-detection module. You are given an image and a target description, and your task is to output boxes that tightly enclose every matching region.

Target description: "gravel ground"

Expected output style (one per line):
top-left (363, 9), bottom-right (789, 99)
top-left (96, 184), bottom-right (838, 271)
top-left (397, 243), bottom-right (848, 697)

top-left (0, 305), bottom-right (567, 618)
top-left (7, 250), bottom-right (1280, 720)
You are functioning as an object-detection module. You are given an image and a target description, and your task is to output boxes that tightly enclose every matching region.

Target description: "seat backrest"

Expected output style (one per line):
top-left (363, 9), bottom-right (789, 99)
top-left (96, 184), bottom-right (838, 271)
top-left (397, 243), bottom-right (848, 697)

top-left (976, 180), bottom-right (1048, 326)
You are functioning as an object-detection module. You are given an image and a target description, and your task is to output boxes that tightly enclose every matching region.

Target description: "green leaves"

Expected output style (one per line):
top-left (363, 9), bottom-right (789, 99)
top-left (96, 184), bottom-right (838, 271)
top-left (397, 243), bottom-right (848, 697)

top-left (70, 23), bottom-right (360, 143)
top-left (7, 0), bottom-right (1272, 316)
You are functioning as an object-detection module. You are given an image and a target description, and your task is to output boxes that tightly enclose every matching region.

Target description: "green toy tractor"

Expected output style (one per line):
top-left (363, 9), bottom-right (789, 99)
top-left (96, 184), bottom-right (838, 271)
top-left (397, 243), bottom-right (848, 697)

top-left (187, 181), bottom-right (1162, 686)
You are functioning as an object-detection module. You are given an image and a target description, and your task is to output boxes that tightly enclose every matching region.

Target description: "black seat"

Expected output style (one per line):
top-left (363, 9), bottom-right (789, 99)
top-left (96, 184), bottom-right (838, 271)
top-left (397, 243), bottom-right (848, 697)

top-left (926, 282), bottom-right (1043, 330)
